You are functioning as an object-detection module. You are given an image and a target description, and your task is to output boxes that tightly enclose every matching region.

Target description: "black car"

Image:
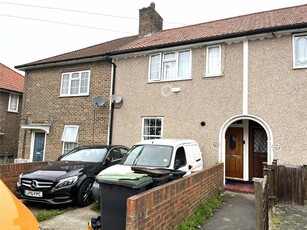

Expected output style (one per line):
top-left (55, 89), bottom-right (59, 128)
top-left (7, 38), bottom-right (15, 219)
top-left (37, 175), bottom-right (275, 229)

top-left (16, 145), bottom-right (129, 206)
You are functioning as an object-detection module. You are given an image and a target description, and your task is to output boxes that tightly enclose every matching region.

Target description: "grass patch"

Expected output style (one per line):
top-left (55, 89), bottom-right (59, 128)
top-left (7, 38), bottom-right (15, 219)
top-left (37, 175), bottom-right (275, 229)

top-left (176, 195), bottom-right (223, 230)
top-left (36, 207), bottom-right (74, 222)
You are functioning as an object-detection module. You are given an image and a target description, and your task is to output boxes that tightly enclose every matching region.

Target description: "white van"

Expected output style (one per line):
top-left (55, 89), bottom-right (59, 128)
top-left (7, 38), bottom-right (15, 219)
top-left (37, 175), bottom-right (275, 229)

top-left (99, 139), bottom-right (203, 176)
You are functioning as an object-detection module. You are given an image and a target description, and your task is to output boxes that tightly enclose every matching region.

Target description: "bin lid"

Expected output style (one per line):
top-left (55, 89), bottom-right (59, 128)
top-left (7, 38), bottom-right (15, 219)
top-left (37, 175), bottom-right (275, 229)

top-left (96, 172), bottom-right (153, 188)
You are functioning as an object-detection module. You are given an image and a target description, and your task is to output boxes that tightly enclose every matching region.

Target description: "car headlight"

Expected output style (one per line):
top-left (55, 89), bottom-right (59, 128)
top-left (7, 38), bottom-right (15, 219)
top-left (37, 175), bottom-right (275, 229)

top-left (18, 173), bottom-right (23, 184)
top-left (55, 176), bottom-right (78, 189)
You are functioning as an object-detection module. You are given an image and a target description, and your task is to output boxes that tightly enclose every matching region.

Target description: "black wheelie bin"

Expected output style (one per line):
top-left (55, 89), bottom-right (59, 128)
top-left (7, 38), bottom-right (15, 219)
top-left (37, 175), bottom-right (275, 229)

top-left (96, 173), bottom-right (153, 230)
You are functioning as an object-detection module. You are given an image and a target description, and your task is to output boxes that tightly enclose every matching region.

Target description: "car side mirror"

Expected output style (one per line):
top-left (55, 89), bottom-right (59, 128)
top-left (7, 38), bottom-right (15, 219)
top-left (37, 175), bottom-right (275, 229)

top-left (103, 156), bottom-right (112, 166)
top-left (174, 159), bottom-right (181, 170)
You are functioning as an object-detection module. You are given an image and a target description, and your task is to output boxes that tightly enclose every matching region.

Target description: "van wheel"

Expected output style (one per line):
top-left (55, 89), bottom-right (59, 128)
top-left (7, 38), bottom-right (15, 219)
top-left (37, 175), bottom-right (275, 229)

top-left (77, 179), bottom-right (94, 206)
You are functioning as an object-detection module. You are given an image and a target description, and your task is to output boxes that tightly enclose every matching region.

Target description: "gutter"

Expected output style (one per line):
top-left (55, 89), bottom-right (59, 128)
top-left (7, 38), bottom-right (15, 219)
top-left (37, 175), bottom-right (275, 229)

top-left (106, 58), bottom-right (116, 145)
top-left (15, 55), bottom-right (110, 71)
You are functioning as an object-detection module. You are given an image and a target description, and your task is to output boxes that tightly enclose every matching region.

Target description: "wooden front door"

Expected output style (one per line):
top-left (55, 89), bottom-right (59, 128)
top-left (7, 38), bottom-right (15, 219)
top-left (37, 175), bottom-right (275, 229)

top-left (226, 128), bottom-right (243, 179)
top-left (250, 127), bottom-right (267, 179)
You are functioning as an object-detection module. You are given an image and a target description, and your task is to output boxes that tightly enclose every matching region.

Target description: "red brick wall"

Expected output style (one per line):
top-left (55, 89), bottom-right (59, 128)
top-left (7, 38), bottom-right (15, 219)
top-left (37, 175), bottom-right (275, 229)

top-left (126, 163), bottom-right (224, 229)
top-left (0, 92), bottom-right (23, 157)
top-left (0, 162), bottom-right (48, 192)
top-left (18, 61), bottom-right (111, 161)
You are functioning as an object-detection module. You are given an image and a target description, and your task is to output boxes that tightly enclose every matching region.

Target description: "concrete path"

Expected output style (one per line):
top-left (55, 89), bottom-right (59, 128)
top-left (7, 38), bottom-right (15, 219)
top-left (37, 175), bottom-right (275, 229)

top-left (201, 191), bottom-right (256, 230)
top-left (38, 204), bottom-right (99, 230)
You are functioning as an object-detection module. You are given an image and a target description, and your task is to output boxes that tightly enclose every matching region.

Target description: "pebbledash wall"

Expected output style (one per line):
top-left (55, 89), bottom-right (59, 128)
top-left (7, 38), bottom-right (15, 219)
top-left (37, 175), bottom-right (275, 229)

top-left (126, 163), bottom-right (224, 230)
top-left (0, 162), bottom-right (48, 192)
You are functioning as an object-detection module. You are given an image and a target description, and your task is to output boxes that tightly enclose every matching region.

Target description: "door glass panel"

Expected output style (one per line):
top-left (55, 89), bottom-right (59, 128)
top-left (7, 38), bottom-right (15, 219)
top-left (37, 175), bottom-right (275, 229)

top-left (229, 134), bottom-right (236, 150)
top-left (254, 129), bottom-right (267, 152)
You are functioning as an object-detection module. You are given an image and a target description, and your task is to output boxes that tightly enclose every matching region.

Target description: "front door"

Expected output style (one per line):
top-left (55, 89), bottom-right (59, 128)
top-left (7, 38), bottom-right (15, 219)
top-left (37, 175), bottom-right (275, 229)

top-left (32, 132), bottom-right (45, 162)
top-left (225, 128), bottom-right (243, 179)
top-left (250, 127), bottom-right (267, 179)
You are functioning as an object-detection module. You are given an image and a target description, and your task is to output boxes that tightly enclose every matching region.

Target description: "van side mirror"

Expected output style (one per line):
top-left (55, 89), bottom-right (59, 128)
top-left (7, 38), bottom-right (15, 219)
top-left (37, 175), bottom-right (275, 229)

top-left (103, 156), bottom-right (112, 166)
top-left (174, 159), bottom-right (181, 169)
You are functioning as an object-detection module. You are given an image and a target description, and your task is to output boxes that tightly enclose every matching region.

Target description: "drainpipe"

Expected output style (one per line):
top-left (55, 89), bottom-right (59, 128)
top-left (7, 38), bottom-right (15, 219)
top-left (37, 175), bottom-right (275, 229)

top-left (107, 59), bottom-right (116, 145)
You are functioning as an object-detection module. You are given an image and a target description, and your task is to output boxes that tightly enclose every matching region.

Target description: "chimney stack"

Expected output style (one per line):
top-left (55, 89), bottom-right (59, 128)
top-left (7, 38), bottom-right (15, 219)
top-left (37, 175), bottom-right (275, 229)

top-left (139, 2), bottom-right (163, 37)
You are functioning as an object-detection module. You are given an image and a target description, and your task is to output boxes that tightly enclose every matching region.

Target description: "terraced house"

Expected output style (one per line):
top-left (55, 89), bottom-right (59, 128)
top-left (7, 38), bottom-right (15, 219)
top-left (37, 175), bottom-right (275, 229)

top-left (0, 63), bottom-right (24, 162)
top-left (16, 3), bottom-right (306, 182)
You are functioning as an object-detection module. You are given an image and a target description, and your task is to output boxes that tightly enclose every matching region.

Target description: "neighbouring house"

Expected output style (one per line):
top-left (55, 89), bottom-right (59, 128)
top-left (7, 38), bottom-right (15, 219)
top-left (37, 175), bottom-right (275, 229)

top-left (16, 3), bottom-right (306, 183)
top-left (15, 36), bottom-right (137, 161)
top-left (0, 63), bottom-right (24, 162)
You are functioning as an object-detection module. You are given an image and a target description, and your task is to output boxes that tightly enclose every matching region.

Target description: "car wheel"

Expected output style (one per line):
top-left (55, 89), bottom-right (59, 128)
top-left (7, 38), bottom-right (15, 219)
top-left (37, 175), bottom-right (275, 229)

top-left (77, 179), bottom-right (94, 206)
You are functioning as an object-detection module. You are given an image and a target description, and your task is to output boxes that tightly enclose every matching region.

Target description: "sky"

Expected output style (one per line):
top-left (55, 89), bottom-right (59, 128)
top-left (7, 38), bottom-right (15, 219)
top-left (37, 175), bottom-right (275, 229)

top-left (1, 0), bottom-right (307, 75)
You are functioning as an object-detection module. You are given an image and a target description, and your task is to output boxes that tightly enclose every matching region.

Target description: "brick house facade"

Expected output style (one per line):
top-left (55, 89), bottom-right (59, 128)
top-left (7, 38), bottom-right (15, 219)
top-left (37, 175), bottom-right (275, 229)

top-left (0, 63), bottom-right (24, 161)
top-left (17, 62), bottom-right (111, 161)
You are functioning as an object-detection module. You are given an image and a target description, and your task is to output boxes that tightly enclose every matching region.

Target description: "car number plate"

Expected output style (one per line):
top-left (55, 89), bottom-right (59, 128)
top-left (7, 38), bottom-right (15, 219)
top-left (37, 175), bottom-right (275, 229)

top-left (25, 190), bottom-right (43, 197)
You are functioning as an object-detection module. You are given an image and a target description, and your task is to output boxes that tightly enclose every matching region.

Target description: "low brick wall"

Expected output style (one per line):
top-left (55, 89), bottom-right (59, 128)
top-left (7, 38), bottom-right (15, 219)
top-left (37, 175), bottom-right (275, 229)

top-left (126, 163), bottom-right (224, 230)
top-left (0, 162), bottom-right (49, 192)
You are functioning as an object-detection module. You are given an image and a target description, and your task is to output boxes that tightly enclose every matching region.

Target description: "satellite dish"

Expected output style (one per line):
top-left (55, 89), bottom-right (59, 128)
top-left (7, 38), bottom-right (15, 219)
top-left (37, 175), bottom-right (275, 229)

top-left (111, 95), bottom-right (123, 107)
top-left (92, 96), bottom-right (105, 106)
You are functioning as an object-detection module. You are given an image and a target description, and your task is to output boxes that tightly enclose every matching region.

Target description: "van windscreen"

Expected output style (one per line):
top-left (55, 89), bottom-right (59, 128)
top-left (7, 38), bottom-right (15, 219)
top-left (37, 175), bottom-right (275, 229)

top-left (123, 145), bottom-right (173, 167)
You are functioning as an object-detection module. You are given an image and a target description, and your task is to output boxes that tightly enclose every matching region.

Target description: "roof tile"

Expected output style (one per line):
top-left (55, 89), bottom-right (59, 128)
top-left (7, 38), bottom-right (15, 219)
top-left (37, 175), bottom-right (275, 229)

top-left (0, 63), bottom-right (24, 93)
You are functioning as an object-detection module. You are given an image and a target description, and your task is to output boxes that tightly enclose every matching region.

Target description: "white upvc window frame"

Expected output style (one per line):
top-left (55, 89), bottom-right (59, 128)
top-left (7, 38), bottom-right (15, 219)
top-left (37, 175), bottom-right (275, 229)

top-left (8, 94), bottom-right (19, 112)
top-left (293, 33), bottom-right (307, 69)
top-left (61, 125), bottom-right (79, 154)
top-left (141, 117), bottom-right (163, 140)
top-left (206, 44), bottom-right (222, 77)
top-left (60, 70), bottom-right (90, 97)
top-left (148, 50), bottom-right (191, 82)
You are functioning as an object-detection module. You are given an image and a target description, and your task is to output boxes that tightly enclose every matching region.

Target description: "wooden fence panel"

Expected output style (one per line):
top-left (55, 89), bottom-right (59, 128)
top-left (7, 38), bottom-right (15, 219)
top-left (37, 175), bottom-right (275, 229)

top-left (277, 165), bottom-right (304, 205)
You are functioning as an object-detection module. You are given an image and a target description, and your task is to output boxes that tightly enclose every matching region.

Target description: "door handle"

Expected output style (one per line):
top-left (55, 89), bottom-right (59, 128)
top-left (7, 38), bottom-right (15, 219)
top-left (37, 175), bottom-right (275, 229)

top-left (230, 154), bottom-right (237, 158)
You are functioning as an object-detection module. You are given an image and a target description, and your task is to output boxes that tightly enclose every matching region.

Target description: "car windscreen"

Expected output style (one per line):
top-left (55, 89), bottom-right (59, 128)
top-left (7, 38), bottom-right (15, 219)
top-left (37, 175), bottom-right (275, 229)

top-left (60, 148), bottom-right (108, 163)
top-left (122, 145), bottom-right (173, 167)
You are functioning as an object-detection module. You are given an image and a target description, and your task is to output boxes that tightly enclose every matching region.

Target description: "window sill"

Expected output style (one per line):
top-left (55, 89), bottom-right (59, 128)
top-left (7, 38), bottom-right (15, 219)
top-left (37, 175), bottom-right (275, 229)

top-left (59, 94), bottom-right (89, 98)
top-left (7, 110), bottom-right (18, 113)
top-left (204, 74), bottom-right (224, 78)
top-left (148, 78), bottom-right (192, 83)
top-left (293, 66), bottom-right (307, 70)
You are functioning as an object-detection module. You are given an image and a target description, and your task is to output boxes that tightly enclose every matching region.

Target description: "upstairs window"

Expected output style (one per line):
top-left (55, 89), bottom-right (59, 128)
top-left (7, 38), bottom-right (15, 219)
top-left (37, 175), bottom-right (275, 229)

top-left (8, 94), bottom-right (19, 112)
top-left (293, 34), bottom-right (307, 68)
top-left (142, 117), bottom-right (163, 140)
top-left (149, 50), bottom-right (191, 81)
top-left (60, 70), bottom-right (90, 96)
top-left (61, 125), bottom-right (79, 154)
top-left (206, 45), bottom-right (221, 76)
